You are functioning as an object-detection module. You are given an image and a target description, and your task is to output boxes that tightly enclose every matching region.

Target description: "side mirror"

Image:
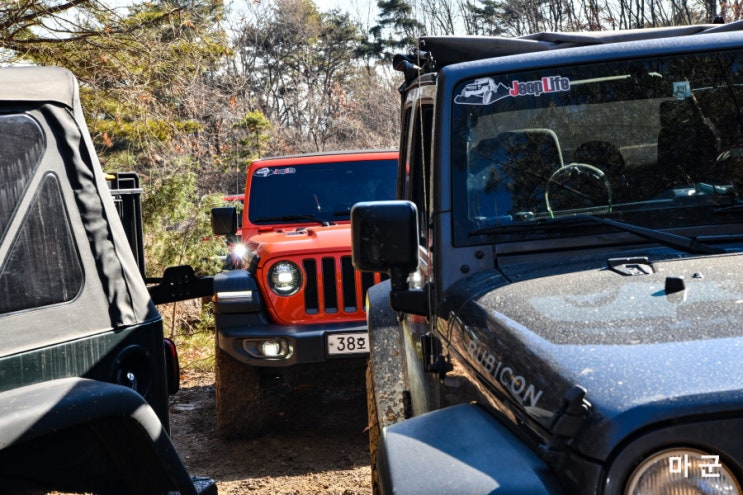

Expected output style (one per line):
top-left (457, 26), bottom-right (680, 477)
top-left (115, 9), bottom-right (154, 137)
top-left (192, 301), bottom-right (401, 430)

top-left (211, 207), bottom-right (237, 236)
top-left (352, 201), bottom-right (428, 315)
top-left (351, 200), bottom-right (418, 290)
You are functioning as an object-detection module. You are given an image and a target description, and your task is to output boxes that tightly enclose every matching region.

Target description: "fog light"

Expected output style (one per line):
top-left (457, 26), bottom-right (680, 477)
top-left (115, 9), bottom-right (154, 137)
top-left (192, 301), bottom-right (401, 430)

top-left (242, 338), bottom-right (292, 360)
top-left (260, 338), bottom-right (289, 358)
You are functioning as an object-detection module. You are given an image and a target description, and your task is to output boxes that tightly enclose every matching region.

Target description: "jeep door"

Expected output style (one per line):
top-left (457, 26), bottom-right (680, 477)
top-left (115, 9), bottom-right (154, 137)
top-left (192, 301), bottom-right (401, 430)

top-left (398, 89), bottom-right (444, 415)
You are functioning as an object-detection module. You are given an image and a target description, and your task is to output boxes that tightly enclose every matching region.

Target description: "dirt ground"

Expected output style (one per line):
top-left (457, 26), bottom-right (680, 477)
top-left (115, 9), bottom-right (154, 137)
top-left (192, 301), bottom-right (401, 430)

top-left (168, 365), bottom-right (477, 495)
top-left (169, 369), bottom-right (373, 495)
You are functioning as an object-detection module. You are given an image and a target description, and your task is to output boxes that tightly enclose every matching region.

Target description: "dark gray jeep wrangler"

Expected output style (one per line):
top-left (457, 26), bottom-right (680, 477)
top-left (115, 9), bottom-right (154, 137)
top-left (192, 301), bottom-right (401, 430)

top-left (352, 23), bottom-right (743, 495)
top-left (0, 66), bottom-right (215, 495)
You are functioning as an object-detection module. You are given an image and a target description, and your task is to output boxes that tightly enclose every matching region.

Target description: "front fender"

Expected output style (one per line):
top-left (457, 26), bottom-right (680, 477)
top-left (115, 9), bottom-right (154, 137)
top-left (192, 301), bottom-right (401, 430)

top-left (213, 269), bottom-right (263, 314)
top-left (378, 403), bottom-right (561, 495)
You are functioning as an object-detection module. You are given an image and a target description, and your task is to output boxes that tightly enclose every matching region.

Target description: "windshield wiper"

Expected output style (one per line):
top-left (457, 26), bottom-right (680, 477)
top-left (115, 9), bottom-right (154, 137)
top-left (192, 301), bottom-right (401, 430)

top-left (713, 202), bottom-right (743, 213)
top-left (474, 215), bottom-right (725, 255)
top-left (253, 215), bottom-right (332, 226)
top-left (570, 215), bottom-right (725, 254)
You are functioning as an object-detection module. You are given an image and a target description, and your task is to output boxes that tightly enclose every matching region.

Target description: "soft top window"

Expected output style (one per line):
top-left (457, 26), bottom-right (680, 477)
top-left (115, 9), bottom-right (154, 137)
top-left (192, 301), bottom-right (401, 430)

top-left (0, 114), bottom-right (83, 314)
top-left (0, 114), bottom-right (44, 244)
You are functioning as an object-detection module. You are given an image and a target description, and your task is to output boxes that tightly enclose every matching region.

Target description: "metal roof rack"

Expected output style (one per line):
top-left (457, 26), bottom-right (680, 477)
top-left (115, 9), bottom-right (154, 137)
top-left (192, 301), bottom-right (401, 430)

top-left (393, 21), bottom-right (743, 86)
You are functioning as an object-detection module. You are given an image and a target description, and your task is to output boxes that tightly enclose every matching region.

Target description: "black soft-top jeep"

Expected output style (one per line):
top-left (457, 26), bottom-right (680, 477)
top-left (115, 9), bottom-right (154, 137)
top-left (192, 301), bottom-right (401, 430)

top-left (353, 23), bottom-right (743, 495)
top-left (0, 66), bottom-right (215, 494)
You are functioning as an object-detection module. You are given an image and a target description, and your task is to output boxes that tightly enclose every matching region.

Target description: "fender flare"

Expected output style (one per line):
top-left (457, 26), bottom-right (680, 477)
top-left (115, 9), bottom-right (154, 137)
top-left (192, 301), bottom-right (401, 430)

top-left (213, 269), bottom-right (263, 314)
top-left (378, 403), bottom-right (561, 495)
top-left (0, 377), bottom-right (205, 495)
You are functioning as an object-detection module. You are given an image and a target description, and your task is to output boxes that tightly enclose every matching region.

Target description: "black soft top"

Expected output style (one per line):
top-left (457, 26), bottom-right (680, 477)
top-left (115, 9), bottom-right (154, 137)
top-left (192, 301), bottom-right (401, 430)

top-left (0, 66), bottom-right (156, 341)
top-left (0, 66), bottom-right (78, 106)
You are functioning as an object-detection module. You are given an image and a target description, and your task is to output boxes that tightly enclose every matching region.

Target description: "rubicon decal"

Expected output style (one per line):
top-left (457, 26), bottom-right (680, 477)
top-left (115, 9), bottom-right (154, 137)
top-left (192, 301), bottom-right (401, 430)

top-left (455, 76), bottom-right (571, 105)
top-left (466, 338), bottom-right (543, 408)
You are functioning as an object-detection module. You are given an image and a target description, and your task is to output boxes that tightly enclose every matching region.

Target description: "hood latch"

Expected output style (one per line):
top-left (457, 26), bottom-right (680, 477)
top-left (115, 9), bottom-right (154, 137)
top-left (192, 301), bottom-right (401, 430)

top-left (608, 256), bottom-right (653, 276)
top-left (546, 385), bottom-right (591, 450)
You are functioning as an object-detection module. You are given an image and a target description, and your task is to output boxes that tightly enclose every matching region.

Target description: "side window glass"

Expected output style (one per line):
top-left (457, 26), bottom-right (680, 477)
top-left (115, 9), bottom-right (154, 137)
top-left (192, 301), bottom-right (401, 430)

top-left (0, 116), bottom-right (83, 314)
top-left (409, 105), bottom-right (433, 244)
top-left (399, 108), bottom-right (411, 199)
top-left (0, 115), bottom-right (45, 243)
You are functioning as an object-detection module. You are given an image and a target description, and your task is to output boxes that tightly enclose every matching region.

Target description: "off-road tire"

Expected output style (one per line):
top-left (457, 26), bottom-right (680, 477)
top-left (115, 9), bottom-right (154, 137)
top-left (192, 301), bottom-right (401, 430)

top-left (366, 361), bottom-right (382, 495)
top-left (214, 341), bottom-right (264, 438)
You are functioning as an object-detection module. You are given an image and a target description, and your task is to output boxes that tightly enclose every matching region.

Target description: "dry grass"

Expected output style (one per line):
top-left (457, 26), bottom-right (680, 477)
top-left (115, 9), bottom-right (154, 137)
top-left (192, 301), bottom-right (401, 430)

top-left (173, 329), bottom-right (215, 373)
top-left (158, 298), bottom-right (216, 373)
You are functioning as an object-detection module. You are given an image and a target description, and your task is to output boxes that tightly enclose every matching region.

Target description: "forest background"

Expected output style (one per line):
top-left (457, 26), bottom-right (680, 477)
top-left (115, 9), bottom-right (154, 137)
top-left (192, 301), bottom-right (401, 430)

top-left (0, 0), bottom-right (733, 332)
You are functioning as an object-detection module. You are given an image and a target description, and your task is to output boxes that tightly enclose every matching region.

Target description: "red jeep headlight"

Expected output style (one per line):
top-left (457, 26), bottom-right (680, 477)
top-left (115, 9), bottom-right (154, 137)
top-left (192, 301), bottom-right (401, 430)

top-left (268, 261), bottom-right (302, 296)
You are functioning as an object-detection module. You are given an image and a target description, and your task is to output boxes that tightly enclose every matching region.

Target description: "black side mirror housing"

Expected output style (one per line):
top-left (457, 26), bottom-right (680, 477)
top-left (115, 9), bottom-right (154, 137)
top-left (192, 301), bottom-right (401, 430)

top-left (352, 201), bottom-right (427, 315)
top-left (211, 206), bottom-right (237, 236)
top-left (351, 200), bottom-right (419, 282)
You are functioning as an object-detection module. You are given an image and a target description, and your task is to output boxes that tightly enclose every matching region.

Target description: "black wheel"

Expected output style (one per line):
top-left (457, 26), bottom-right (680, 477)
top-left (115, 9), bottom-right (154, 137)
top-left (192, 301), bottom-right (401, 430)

top-left (214, 341), bottom-right (264, 438)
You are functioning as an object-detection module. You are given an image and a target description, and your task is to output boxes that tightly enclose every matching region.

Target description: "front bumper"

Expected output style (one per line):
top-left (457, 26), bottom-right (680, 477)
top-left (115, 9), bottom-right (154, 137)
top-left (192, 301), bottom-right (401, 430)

top-left (216, 313), bottom-right (369, 367)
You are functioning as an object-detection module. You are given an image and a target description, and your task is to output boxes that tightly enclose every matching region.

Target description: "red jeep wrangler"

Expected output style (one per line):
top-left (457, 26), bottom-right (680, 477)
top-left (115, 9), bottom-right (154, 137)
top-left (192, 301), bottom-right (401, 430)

top-left (211, 150), bottom-right (397, 437)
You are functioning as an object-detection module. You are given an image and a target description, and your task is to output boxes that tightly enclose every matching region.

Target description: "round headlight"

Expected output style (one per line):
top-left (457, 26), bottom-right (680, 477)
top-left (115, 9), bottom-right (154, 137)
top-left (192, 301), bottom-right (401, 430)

top-left (625, 448), bottom-right (741, 495)
top-left (268, 261), bottom-right (302, 296)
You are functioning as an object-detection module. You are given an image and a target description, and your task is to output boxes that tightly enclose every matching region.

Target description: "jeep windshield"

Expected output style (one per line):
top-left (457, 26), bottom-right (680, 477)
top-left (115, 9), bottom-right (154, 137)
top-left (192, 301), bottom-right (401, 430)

top-left (452, 47), bottom-right (743, 247)
top-left (248, 159), bottom-right (397, 225)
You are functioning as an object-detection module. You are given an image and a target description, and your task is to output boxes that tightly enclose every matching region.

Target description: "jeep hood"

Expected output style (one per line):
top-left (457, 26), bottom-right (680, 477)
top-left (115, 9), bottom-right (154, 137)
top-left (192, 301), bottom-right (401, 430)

top-left (447, 253), bottom-right (743, 461)
top-left (250, 224), bottom-right (351, 260)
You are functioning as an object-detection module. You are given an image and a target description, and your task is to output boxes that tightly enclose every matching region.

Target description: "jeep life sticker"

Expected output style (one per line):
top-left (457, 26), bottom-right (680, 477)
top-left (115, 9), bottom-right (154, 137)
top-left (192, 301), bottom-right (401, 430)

top-left (454, 76), bottom-right (571, 105)
top-left (254, 167), bottom-right (297, 177)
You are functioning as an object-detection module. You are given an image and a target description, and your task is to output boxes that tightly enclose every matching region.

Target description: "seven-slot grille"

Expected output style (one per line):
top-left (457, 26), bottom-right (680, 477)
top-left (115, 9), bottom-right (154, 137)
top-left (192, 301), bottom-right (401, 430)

top-left (302, 255), bottom-right (383, 316)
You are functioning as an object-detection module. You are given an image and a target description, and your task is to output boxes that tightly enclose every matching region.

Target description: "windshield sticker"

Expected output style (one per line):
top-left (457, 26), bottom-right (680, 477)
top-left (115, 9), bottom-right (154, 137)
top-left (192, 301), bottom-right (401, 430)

top-left (254, 167), bottom-right (297, 178)
top-left (455, 76), bottom-right (571, 105)
top-left (673, 81), bottom-right (692, 100)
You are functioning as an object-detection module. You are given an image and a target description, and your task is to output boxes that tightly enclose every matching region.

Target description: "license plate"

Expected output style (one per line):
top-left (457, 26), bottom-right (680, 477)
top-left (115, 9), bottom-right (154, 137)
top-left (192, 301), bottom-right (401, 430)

top-left (327, 332), bottom-right (370, 355)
